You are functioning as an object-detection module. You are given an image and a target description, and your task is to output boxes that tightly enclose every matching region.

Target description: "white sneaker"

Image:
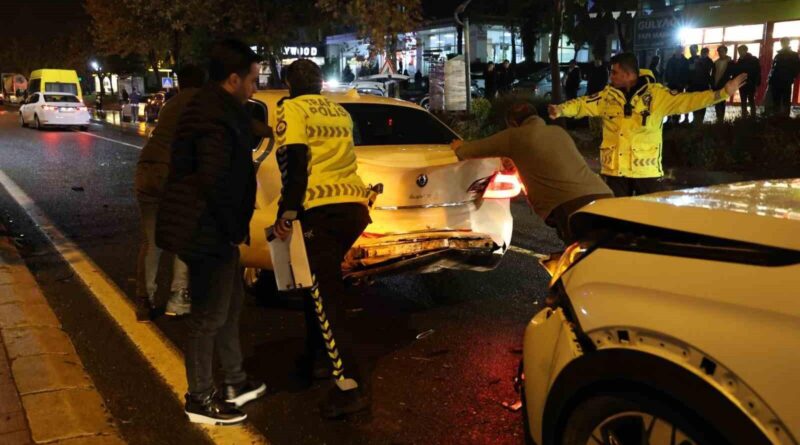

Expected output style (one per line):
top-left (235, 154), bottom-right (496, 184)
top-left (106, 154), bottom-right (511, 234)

top-left (165, 288), bottom-right (191, 316)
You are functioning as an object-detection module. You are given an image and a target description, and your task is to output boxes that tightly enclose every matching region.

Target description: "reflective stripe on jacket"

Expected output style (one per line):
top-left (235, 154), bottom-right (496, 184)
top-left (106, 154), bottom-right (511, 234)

top-left (558, 70), bottom-right (728, 178)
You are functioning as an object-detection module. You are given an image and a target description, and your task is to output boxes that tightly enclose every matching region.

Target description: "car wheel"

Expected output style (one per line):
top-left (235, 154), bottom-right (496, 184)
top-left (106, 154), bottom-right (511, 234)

top-left (420, 97), bottom-right (430, 110)
top-left (19, 113), bottom-right (26, 127)
top-left (34, 114), bottom-right (42, 130)
top-left (559, 391), bottom-right (723, 445)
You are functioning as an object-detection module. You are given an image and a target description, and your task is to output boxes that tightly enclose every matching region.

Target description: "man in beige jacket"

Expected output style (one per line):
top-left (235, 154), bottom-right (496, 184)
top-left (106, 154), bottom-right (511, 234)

top-left (451, 103), bottom-right (612, 243)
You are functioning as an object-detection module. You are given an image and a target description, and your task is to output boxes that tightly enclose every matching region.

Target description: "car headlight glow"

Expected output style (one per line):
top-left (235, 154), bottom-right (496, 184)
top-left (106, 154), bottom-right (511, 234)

top-left (539, 242), bottom-right (589, 288)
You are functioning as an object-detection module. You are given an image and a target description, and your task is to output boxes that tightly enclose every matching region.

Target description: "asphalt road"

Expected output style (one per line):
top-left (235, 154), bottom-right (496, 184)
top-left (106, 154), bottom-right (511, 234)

top-left (0, 105), bottom-right (564, 445)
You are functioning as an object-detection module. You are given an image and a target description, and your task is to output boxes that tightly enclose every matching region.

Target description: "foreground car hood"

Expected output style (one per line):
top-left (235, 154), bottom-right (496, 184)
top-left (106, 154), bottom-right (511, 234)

top-left (572, 179), bottom-right (800, 251)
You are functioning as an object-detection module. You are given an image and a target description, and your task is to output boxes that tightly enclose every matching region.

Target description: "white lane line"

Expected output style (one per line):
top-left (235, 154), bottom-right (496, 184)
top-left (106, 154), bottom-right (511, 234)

top-left (509, 245), bottom-right (549, 260)
top-left (77, 131), bottom-right (143, 150)
top-left (0, 169), bottom-right (268, 445)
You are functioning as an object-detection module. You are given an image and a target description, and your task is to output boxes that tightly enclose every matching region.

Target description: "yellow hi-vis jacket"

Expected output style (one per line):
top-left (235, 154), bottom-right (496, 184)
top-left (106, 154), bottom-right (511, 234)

top-left (276, 94), bottom-right (369, 211)
top-left (557, 69), bottom-right (729, 178)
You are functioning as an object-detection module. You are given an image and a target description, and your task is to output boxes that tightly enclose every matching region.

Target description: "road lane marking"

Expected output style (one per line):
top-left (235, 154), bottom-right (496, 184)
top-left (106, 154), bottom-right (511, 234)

top-left (509, 245), bottom-right (549, 260)
top-left (0, 170), bottom-right (269, 445)
top-left (76, 131), bottom-right (143, 150)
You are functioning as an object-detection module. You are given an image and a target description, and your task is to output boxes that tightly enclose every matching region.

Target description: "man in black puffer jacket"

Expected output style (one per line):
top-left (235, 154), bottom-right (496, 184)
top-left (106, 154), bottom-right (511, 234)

top-left (156, 39), bottom-right (265, 426)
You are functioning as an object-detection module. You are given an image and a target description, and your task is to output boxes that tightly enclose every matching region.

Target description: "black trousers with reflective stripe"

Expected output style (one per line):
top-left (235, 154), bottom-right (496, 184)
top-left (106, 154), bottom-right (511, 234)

top-left (300, 203), bottom-right (370, 383)
top-left (602, 175), bottom-right (667, 197)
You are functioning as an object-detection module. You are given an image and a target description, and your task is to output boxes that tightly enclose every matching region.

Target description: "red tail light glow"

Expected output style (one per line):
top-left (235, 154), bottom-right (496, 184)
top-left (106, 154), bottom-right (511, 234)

top-left (483, 172), bottom-right (523, 199)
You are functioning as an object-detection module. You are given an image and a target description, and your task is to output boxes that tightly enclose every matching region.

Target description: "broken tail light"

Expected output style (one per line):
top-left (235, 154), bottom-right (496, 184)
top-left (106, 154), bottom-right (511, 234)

top-left (468, 171), bottom-right (523, 200)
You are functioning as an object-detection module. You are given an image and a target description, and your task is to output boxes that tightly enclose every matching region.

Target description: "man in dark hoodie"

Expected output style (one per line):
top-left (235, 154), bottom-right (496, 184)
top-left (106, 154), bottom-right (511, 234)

top-left (156, 39), bottom-right (265, 426)
top-left (736, 45), bottom-right (761, 117)
top-left (134, 64), bottom-right (205, 322)
top-left (768, 37), bottom-right (800, 117)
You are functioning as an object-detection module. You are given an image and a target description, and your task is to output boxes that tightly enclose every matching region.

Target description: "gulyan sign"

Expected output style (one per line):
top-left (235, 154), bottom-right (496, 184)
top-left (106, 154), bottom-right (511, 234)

top-left (634, 12), bottom-right (681, 50)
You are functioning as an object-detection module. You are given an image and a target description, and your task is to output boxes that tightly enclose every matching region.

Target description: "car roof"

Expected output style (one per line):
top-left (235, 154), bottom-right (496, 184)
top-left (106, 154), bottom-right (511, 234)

top-left (251, 89), bottom-right (424, 111)
top-left (572, 179), bottom-right (800, 251)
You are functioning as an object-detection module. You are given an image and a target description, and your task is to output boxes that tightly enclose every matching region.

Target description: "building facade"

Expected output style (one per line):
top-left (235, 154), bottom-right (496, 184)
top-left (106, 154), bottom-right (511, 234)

top-left (636, 0), bottom-right (800, 104)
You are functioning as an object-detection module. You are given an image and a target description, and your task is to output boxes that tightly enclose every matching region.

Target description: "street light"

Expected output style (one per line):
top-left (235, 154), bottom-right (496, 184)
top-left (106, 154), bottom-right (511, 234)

top-left (90, 61), bottom-right (100, 72)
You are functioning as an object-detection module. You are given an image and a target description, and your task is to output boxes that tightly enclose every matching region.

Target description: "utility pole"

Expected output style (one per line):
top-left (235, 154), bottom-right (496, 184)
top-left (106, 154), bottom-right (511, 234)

top-left (455, 0), bottom-right (473, 113)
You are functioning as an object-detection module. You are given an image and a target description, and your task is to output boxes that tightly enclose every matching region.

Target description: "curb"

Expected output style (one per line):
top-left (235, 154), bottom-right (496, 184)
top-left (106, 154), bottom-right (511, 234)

top-left (0, 225), bottom-right (126, 445)
top-left (88, 110), bottom-right (154, 133)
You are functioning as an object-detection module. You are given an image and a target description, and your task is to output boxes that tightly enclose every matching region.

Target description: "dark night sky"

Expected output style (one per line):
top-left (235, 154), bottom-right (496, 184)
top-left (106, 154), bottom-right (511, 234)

top-left (0, 0), bottom-right (88, 40)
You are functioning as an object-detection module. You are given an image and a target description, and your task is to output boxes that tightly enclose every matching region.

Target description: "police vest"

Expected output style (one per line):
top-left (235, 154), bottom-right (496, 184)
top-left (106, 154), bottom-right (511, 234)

top-left (559, 71), bottom-right (728, 178)
top-left (275, 95), bottom-right (369, 210)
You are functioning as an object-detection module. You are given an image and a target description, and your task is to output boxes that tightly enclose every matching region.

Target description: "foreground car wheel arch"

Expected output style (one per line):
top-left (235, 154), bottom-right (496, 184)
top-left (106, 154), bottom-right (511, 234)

top-left (541, 349), bottom-right (773, 445)
top-left (560, 390), bottom-right (718, 445)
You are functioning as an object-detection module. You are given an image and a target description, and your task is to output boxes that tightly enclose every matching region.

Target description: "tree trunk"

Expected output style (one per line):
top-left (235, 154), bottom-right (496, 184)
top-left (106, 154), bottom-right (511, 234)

top-left (457, 25), bottom-right (463, 55)
top-left (171, 30), bottom-right (182, 70)
top-left (616, 19), bottom-right (630, 53)
top-left (511, 28), bottom-right (517, 65)
top-left (148, 49), bottom-right (160, 91)
top-left (550, 0), bottom-right (564, 106)
top-left (268, 54), bottom-right (282, 88)
top-left (385, 34), bottom-right (398, 69)
top-left (99, 74), bottom-right (107, 96)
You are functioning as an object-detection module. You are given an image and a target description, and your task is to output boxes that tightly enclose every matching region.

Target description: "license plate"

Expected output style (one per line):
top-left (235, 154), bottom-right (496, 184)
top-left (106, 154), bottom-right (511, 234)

top-left (59, 108), bottom-right (74, 113)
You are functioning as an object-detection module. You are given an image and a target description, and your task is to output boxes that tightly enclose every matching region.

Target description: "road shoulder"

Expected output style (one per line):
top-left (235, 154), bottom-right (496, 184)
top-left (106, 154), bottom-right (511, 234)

top-left (0, 224), bottom-right (125, 444)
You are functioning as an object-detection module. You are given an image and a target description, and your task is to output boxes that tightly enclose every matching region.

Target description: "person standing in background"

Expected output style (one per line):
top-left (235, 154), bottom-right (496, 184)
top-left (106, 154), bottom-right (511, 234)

top-left (768, 37), bottom-right (800, 117)
top-left (736, 45), bottom-right (762, 118)
top-left (712, 46), bottom-right (735, 122)
top-left (687, 46), bottom-right (714, 124)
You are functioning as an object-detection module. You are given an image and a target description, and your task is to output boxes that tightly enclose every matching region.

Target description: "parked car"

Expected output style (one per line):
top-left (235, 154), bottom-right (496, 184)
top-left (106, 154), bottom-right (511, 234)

top-left (19, 92), bottom-right (90, 130)
top-left (143, 91), bottom-right (166, 122)
top-left (513, 67), bottom-right (586, 100)
top-left (519, 179), bottom-right (800, 445)
top-left (241, 89), bottom-right (521, 293)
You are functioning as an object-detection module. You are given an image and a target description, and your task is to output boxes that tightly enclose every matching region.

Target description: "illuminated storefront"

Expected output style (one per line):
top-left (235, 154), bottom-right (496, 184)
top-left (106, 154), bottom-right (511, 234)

top-left (638, 0), bottom-right (800, 104)
top-left (325, 20), bottom-right (525, 79)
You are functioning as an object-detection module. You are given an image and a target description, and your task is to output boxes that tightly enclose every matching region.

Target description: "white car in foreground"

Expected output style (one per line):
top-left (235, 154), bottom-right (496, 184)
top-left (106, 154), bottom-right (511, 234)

top-left (521, 179), bottom-right (800, 445)
top-left (241, 89), bottom-right (519, 291)
top-left (19, 92), bottom-right (90, 130)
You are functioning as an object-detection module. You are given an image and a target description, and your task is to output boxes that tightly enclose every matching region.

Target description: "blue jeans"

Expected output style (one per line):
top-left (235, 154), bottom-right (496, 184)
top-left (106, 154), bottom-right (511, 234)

top-left (182, 246), bottom-right (247, 396)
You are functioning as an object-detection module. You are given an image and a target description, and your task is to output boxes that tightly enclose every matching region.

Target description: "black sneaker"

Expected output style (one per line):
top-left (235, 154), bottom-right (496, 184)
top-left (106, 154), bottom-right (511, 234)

top-left (185, 391), bottom-right (247, 426)
top-left (320, 386), bottom-right (371, 419)
top-left (223, 379), bottom-right (267, 408)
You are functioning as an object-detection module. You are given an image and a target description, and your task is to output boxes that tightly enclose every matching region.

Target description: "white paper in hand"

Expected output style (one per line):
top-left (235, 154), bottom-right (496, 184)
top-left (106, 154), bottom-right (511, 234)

top-left (266, 220), bottom-right (313, 291)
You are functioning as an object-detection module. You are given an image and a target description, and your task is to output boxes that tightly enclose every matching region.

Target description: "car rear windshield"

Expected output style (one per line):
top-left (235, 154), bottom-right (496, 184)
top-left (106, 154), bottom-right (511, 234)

top-left (44, 94), bottom-right (80, 103)
top-left (45, 82), bottom-right (79, 96)
top-left (342, 104), bottom-right (458, 146)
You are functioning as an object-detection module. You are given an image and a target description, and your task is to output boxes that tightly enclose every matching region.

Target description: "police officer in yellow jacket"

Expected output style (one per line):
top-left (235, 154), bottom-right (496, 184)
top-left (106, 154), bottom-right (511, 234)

top-left (549, 52), bottom-right (747, 196)
top-left (272, 59), bottom-right (372, 419)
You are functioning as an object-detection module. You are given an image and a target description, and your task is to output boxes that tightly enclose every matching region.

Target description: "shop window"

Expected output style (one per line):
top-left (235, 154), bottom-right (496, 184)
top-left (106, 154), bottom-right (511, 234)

top-left (704, 28), bottom-right (723, 44)
top-left (724, 24), bottom-right (764, 42)
top-left (680, 28), bottom-right (704, 45)
top-left (773, 20), bottom-right (800, 39)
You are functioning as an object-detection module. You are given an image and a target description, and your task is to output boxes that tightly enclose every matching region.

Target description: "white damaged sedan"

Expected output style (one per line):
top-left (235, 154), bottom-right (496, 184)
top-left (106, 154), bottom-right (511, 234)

top-left (240, 89), bottom-right (521, 291)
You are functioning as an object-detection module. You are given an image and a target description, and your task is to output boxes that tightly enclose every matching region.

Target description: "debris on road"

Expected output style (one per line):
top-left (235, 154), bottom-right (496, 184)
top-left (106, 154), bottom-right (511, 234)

top-left (416, 329), bottom-right (435, 340)
top-left (410, 356), bottom-right (434, 362)
top-left (501, 400), bottom-right (523, 412)
top-left (71, 186), bottom-right (85, 192)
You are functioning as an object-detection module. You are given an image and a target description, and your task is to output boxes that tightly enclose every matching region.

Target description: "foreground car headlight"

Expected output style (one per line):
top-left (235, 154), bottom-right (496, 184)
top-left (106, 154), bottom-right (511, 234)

top-left (539, 242), bottom-right (589, 288)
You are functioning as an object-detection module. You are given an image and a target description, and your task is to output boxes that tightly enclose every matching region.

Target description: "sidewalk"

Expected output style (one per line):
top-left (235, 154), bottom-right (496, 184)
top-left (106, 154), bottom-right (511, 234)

top-left (0, 225), bottom-right (125, 445)
top-left (89, 109), bottom-right (154, 133)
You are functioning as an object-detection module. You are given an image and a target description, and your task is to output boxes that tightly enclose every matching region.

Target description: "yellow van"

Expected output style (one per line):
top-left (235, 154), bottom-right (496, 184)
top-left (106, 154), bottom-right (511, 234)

top-left (28, 69), bottom-right (83, 101)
